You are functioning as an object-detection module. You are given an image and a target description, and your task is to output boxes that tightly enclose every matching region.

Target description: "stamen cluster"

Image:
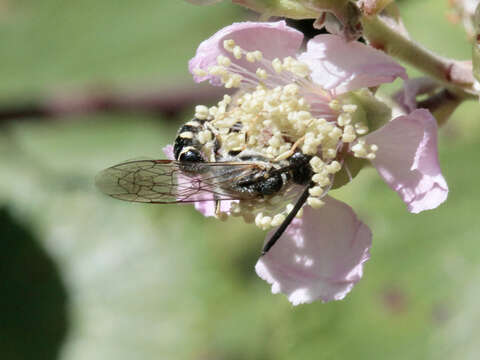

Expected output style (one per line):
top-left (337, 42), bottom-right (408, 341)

top-left (192, 39), bottom-right (378, 230)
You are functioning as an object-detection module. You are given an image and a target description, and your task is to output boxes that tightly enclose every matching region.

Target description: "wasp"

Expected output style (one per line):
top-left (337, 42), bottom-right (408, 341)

top-left (96, 118), bottom-right (315, 254)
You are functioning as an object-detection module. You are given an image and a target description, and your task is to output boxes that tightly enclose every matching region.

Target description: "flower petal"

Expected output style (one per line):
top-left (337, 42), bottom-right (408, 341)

top-left (193, 201), bottom-right (218, 217)
top-left (365, 109), bottom-right (448, 213)
top-left (189, 21), bottom-right (304, 85)
top-left (194, 199), bottom-right (233, 217)
top-left (163, 145), bottom-right (175, 160)
top-left (393, 77), bottom-right (440, 113)
top-left (255, 197), bottom-right (372, 305)
top-left (298, 35), bottom-right (407, 95)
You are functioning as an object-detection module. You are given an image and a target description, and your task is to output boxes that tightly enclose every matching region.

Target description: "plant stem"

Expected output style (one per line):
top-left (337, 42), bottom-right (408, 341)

top-left (361, 13), bottom-right (476, 99)
top-left (0, 85), bottom-right (227, 123)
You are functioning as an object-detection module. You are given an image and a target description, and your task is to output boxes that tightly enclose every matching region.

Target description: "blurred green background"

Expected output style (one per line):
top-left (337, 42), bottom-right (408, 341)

top-left (1, 1), bottom-right (480, 359)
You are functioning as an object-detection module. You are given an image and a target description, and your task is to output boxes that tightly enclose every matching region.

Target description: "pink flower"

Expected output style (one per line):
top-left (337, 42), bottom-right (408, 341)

top-left (179, 21), bottom-right (448, 304)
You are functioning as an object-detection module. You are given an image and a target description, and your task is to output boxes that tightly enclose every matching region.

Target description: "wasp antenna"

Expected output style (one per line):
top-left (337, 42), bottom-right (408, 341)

top-left (261, 182), bottom-right (313, 255)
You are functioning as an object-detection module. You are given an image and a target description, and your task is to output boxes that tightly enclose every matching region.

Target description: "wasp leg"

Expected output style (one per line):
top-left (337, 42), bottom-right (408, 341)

top-left (261, 182), bottom-right (313, 255)
top-left (214, 199), bottom-right (229, 221)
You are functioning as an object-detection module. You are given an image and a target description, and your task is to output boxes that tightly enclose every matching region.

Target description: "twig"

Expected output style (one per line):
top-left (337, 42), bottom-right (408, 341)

top-left (0, 84), bottom-right (228, 122)
top-left (360, 7), bottom-right (476, 99)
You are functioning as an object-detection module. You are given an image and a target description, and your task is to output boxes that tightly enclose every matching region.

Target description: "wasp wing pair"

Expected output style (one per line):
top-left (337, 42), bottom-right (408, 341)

top-left (95, 159), bottom-right (304, 205)
top-left (95, 159), bottom-right (310, 253)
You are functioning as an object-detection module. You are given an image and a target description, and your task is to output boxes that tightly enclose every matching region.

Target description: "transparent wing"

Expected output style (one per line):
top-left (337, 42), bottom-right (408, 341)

top-left (250, 182), bottom-right (307, 217)
top-left (95, 159), bottom-right (264, 204)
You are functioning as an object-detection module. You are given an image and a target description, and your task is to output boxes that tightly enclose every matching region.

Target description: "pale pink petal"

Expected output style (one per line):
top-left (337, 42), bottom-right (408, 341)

top-left (162, 144), bottom-right (232, 217)
top-left (255, 197), bottom-right (372, 305)
top-left (194, 199), bottom-right (233, 217)
top-left (393, 77), bottom-right (440, 113)
top-left (194, 201), bottom-right (217, 217)
top-left (189, 21), bottom-right (304, 85)
top-left (163, 145), bottom-right (175, 160)
top-left (365, 109), bottom-right (448, 213)
top-left (298, 35), bottom-right (407, 95)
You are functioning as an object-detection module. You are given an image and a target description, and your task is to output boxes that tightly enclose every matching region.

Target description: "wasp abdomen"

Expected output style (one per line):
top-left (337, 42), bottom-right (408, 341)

top-left (255, 174), bottom-right (284, 195)
top-left (234, 171), bottom-right (285, 197)
top-left (179, 149), bottom-right (204, 163)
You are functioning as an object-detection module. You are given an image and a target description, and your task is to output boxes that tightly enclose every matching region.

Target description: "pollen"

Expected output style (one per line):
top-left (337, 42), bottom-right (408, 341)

top-left (188, 41), bottom-right (381, 232)
top-left (227, 74), bottom-right (243, 88)
top-left (324, 148), bottom-right (337, 160)
top-left (193, 68), bottom-right (208, 77)
top-left (223, 39), bottom-right (236, 52)
top-left (296, 207), bottom-right (304, 218)
top-left (326, 161), bottom-right (341, 174)
top-left (246, 52), bottom-right (256, 62)
top-left (198, 130), bottom-right (212, 144)
top-left (195, 105), bottom-right (210, 120)
top-left (342, 104), bottom-right (358, 113)
top-left (342, 129), bottom-right (357, 143)
top-left (312, 173), bottom-right (330, 187)
top-left (309, 156), bottom-right (324, 172)
top-left (351, 139), bottom-right (378, 159)
top-left (354, 123), bottom-right (369, 135)
top-left (217, 55), bottom-right (231, 67)
top-left (282, 56), bottom-right (311, 78)
top-left (246, 50), bottom-right (263, 63)
top-left (309, 186), bottom-right (324, 197)
top-left (255, 213), bottom-right (273, 230)
top-left (286, 203), bottom-right (294, 213)
top-left (337, 113), bottom-right (351, 127)
top-left (272, 58), bottom-right (283, 73)
top-left (307, 196), bottom-right (325, 209)
top-left (271, 213), bottom-right (286, 227)
top-left (256, 68), bottom-right (268, 79)
top-left (283, 84), bottom-right (300, 96)
top-left (209, 106), bottom-right (218, 117)
top-left (224, 132), bottom-right (245, 150)
top-left (233, 46), bottom-right (243, 59)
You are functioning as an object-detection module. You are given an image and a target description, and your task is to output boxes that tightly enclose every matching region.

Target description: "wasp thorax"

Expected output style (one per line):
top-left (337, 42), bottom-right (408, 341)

top-left (186, 39), bottom-right (379, 230)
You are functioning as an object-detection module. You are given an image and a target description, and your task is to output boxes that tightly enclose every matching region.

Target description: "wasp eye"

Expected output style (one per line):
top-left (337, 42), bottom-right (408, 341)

top-left (289, 152), bottom-right (313, 185)
top-left (179, 149), bottom-right (204, 163)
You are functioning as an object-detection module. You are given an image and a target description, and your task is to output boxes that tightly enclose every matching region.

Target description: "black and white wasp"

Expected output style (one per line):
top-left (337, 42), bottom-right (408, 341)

top-left (96, 118), bottom-right (315, 254)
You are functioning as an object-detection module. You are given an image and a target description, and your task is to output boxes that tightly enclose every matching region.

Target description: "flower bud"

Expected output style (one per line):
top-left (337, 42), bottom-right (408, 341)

top-left (448, 0), bottom-right (479, 38)
top-left (358, 0), bottom-right (394, 16)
